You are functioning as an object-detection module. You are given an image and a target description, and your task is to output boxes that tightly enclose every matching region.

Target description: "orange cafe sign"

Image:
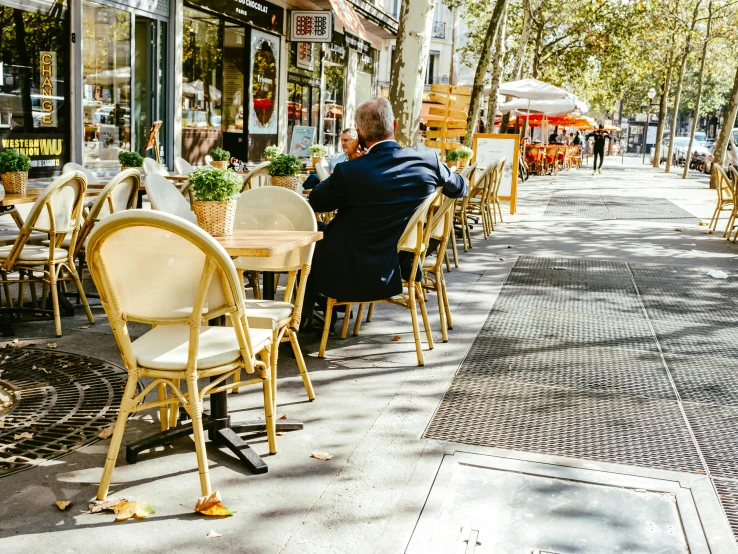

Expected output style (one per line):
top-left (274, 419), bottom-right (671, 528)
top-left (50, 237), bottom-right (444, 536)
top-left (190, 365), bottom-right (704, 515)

top-left (40, 51), bottom-right (57, 127)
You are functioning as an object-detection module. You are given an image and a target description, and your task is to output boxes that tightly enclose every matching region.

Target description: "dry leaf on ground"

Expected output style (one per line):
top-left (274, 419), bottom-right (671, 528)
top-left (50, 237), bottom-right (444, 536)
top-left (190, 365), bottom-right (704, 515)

top-left (55, 500), bottom-right (71, 511)
top-left (195, 491), bottom-right (234, 517)
top-left (89, 497), bottom-right (128, 513)
top-left (45, 343), bottom-right (57, 349)
top-left (311, 452), bottom-right (333, 461)
top-left (110, 500), bottom-right (155, 521)
top-left (81, 385), bottom-right (90, 391)
top-left (98, 427), bottom-right (114, 439)
top-left (14, 432), bottom-right (33, 440)
top-left (206, 530), bottom-right (222, 539)
top-left (278, 414), bottom-right (287, 420)
top-left (392, 335), bottom-right (401, 341)
top-left (673, 228), bottom-right (682, 232)
top-left (698, 221), bottom-right (707, 226)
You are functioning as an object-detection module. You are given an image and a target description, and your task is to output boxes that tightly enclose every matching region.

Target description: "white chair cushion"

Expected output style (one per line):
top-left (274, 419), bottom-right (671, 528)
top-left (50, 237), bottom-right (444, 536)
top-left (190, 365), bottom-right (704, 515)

top-left (244, 300), bottom-right (293, 330)
top-left (0, 244), bottom-right (68, 261)
top-left (132, 324), bottom-right (272, 371)
top-left (0, 230), bottom-right (48, 245)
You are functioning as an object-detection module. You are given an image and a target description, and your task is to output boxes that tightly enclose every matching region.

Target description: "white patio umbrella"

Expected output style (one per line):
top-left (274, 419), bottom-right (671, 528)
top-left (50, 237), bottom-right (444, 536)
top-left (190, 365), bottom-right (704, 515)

top-left (498, 98), bottom-right (578, 117)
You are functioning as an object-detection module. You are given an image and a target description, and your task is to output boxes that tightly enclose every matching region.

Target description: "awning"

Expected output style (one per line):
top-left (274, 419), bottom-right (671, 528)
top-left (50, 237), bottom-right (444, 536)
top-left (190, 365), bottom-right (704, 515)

top-left (498, 98), bottom-right (578, 117)
top-left (498, 78), bottom-right (571, 101)
top-left (328, 0), bottom-right (368, 38)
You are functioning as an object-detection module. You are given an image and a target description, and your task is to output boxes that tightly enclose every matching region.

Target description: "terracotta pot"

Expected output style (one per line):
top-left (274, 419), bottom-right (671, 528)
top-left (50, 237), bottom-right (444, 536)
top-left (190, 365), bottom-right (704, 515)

top-left (270, 175), bottom-right (301, 191)
top-left (0, 171), bottom-right (28, 194)
top-left (446, 160), bottom-right (458, 168)
top-left (311, 156), bottom-right (323, 168)
top-left (192, 199), bottom-right (238, 237)
top-left (210, 160), bottom-right (229, 169)
top-left (458, 158), bottom-right (469, 167)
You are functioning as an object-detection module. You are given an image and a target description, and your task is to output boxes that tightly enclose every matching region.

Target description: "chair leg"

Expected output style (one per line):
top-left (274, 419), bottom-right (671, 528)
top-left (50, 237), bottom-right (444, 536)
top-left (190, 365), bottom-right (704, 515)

top-left (408, 287), bottom-right (424, 367)
top-left (353, 303), bottom-right (365, 336)
top-left (444, 250), bottom-right (451, 273)
top-left (708, 205), bottom-right (720, 231)
top-left (261, 350), bottom-right (277, 454)
top-left (97, 373), bottom-right (138, 501)
top-left (169, 379), bottom-right (180, 427)
top-left (69, 264), bottom-right (94, 324)
top-left (50, 272), bottom-right (62, 337)
top-left (157, 383), bottom-right (169, 432)
top-left (441, 272), bottom-right (453, 331)
top-left (17, 269), bottom-right (25, 311)
top-left (434, 273), bottom-right (448, 343)
top-left (416, 283), bottom-right (434, 351)
top-left (270, 330), bottom-right (279, 410)
top-left (288, 331), bottom-right (315, 401)
top-left (29, 274), bottom-right (38, 308)
top-left (40, 282), bottom-right (48, 310)
top-left (318, 298), bottom-right (335, 358)
top-left (340, 303), bottom-right (352, 339)
top-left (366, 302), bottom-right (375, 322)
top-left (451, 227), bottom-right (460, 267)
top-left (496, 200), bottom-right (504, 223)
top-left (0, 271), bottom-right (12, 309)
top-left (185, 376), bottom-right (212, 497)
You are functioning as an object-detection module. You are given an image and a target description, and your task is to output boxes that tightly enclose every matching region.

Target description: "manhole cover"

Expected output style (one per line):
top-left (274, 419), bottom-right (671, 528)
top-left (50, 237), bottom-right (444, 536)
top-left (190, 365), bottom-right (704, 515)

top-left (0, 346), bottom-right (127, 476)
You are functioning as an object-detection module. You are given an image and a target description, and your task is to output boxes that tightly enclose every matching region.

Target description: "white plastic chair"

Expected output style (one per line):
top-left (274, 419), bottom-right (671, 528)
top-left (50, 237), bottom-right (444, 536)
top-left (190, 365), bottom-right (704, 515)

top-left (86, 209), bottom-right (276, 500)
top-left (174, 157), bottom-right (195, 176)
top-left (241, 161), bottom-right (271, 192)
top-left (143, 158), bottom-right (169, 179)
top-left (231, 187), bottom-right (317, 403)
top-left (63, 162), bottom-right (100, 186)
top-left (145, 174), bottom-right (197, 224)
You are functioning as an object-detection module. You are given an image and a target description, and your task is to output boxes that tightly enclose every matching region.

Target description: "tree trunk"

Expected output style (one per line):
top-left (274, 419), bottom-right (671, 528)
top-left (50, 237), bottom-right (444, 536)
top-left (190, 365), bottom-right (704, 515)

top-left (665, 0), bottom-right (701, 173)
top-left (449, 7), bottom-right (457, 85)
top-left (486, 3), bottom-right (507, 133)
top-left (712, 63), bottom-right (738, 167)
top-left (652, 47), bottom-right (674, 167)
top-left (683, 1), bottom-right (712, 180)
top-left (463, 0), bottom-right (508, 147)
top-left (389, 0), bottom-right (435, 147)
top-left (532, 21), bottom-right (543, 78)
top-left (500, 0), bottom-right (531, 134)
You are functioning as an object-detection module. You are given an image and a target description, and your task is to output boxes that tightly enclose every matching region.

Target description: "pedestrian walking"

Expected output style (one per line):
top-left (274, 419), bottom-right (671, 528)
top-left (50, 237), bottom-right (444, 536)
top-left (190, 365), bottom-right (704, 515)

top-left (587, 124), bottom-right (610, 175)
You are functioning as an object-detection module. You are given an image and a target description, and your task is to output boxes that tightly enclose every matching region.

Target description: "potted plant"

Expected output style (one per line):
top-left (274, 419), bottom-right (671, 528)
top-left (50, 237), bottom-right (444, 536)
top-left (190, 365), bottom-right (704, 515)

top-left (118, 150), bottom-right (144, 170)
top-left (456, 146), bottom-right (473, 168)
top-left (268, 153), bottom-right (303, 191)
top-left (209, 147), bottom-right (230, 169)
top-left (0, 149), bottom-right (32, 194)
top-left (188, 167), bottom-right (242, 237)
top-left (264, 145), bottom-right (282, 161)
top-left (308, 143), bottom-right (327, 168)
top-left (444, 148), bottom-right (460, 168)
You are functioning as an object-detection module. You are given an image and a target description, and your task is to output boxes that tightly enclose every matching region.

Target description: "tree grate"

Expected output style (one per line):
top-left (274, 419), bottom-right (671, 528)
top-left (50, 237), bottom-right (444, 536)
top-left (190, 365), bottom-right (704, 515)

top-left (543, 194), bottom-right (699, 221)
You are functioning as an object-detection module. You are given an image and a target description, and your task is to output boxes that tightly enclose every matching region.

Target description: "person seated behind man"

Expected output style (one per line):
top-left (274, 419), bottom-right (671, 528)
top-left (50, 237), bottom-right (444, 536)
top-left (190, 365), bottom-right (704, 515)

top-left (572, 131), bottom-right (582, 146)
top-left (302, 128), bottom-right (358, 190)
top-left (301, 97), bottom-right (467, 329)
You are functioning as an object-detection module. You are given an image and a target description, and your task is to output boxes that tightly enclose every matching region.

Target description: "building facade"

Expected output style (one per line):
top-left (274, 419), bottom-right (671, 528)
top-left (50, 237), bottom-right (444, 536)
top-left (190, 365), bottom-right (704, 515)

top-left (0, 0), bottom-right (396, 178)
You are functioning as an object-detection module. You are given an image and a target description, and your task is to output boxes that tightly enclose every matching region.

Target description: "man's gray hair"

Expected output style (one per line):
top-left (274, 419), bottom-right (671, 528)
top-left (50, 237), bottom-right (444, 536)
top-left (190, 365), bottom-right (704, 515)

top-left (341, 128), bottom-right (358, 138)
top-left (355, 97), bottom-right (394, 143)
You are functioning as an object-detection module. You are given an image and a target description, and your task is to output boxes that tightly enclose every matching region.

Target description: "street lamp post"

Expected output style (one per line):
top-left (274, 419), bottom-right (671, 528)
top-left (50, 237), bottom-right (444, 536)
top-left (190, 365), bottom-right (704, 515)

top-left (642, 87), bottom-right (657, 164)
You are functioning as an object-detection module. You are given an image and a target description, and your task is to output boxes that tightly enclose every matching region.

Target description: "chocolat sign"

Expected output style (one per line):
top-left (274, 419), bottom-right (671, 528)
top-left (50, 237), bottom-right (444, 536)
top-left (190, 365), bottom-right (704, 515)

top-left (187, 0), bottom-right (283, 33)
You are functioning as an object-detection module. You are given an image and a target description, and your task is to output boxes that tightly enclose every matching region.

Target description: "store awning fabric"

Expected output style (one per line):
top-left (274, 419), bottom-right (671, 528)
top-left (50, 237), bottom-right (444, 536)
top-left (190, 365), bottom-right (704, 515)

top-left (498, 78), bottom-right (571, 101)
top-left (498, 98), bottom-right (578, 117)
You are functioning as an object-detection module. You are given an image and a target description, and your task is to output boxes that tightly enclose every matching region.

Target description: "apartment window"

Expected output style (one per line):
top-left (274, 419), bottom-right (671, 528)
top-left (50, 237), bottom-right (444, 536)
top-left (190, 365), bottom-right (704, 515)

top-left (425, 52), bottom-right (439, 85)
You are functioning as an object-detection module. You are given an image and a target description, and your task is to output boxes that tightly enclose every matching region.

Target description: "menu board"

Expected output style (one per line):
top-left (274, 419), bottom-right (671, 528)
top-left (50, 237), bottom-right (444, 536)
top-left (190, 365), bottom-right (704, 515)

top-left (471, 133), bottom-right (520, 214)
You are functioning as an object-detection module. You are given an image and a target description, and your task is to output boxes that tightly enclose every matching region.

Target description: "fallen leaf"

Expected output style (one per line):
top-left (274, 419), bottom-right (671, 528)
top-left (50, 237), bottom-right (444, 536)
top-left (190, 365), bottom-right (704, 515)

top-left (79, 326), bottom-right (89, 329)
top-left (98, 427), bottom-right (114, 439)
top-left (506, 245), bottom-right (512, 248)
top-left (311, 452), bottom-right (333, 461)
top-left (499, 258), bottom-right (504, 261)
top-left (698, 221), bottom-right (707, 226)
top-left (55, 500), bottom-right (71, 511)
top-left (278, 414), bottom-right (287, 420)
top-left (195, 491), bottom-right (234, 517)
top-left (110, 500), bottom-right (155, 521)
top-left (81, 385), bottom-right (90, 391)
top-left (673, 228), bottom-right (682, 232)
top-left (206, 530), bottom-right (222, 539)
top-left (14, 432), bottom-right (33, 440)
top-left (392, 335), bottom-right (401, 341)
top-left (704, 230), bottom-right (714, 235)
top-left (89, 497), bottom-right (128, 513)
top-left (372, 363), bottom-right (379, 367)
top-left (45, 343), bottom-right (57, 349)
top-left (276, 432), bottom-right (286, 436)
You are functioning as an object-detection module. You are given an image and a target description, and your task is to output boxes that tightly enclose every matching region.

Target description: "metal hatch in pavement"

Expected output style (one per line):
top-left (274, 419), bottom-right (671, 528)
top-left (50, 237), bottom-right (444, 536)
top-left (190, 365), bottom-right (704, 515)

top-left (406, 452), bottom-right (712, 554)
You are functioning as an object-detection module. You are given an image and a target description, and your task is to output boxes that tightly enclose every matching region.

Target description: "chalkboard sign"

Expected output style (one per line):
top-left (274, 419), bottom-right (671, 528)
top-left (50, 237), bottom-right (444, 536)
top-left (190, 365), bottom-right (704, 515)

top-left (472, 133), bottom-right (520, 214)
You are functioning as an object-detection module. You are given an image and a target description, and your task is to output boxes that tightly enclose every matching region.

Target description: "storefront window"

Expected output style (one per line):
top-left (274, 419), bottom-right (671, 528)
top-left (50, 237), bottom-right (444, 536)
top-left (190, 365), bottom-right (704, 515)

top-left (0, 1), bottom-right (68, 177)
top-left (82, 1), bottom-right (131, 171)
top-left (248, 29), bottom-right (280, 161)
top-left (355, 50), bottom-right (375, 110)
top-left (323, 63), bottom-right (344, 155)
top-left (182, 7), bottom-right (223, 164)
top-left (288, 42), bottom-right (321, 150)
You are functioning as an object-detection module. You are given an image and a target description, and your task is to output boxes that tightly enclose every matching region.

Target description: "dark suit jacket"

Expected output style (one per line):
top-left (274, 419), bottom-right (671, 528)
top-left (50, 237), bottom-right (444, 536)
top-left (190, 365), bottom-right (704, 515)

top-left (308, 141), bottom-right (467, 302)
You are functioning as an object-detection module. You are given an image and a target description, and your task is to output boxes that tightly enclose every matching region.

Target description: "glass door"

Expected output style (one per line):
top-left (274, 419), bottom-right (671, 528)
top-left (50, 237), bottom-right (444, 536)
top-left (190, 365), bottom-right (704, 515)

top-left (133, 16), bottom-right (167, 162)
top-left (222, 24), bottom-right (246, 162)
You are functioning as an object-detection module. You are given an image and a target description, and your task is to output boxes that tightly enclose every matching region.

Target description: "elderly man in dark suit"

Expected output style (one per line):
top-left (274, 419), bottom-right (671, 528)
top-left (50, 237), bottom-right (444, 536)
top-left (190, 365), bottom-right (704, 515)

top-left (301, 96), bottom-right (467, 330)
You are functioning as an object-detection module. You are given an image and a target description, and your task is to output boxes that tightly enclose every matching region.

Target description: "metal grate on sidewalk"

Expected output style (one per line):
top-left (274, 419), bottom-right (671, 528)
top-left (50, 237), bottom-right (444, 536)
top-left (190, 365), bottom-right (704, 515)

top-left (544, 194), bottom-right (699, 222)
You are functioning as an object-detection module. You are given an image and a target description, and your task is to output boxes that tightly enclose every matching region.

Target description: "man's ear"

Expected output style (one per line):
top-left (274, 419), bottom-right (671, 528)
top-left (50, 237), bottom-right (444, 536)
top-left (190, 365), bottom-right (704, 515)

top-left (393, 119), bottom-right (398, 134)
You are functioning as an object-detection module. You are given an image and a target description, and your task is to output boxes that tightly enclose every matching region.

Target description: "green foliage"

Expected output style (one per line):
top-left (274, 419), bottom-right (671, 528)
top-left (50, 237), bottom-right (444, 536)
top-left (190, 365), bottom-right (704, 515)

top-left (308, 143), bottom-right (327, 157)
top-left (118, 150), bottom-right (144, 167)
top-left (264, 145), bottom-right (282, 159)
top-left (188, 167), bottom-right (242, 202)
top-left (268, 154), bottom-right (302, 177)
top-left (456, 146), bottom-right (473, 159)
top-left (209, 147), bottom-right (230, 162)
top-left (445, 149), bottom-right (460, 161)
top-left (0, 149), bottom-right (31, 173)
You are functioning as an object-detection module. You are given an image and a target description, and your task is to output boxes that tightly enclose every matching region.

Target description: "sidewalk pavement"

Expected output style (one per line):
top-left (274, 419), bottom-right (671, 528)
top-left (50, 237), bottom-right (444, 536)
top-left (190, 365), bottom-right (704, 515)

top-left (0, 155), bottom-right (736, 553)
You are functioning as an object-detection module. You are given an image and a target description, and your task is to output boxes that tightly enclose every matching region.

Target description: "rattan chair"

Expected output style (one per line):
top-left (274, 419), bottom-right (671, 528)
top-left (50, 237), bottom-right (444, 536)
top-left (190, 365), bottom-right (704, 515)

top-left (146, 174), bottom-right (197, 224)
top-left (241, 161), bottom-right (271, 192)
top-left (87, 210), bottom-right (276, 500)
top-left (488, 158), bottom-right (506, 228)
top-left (174, 157), bottom-right (195, 176)
top-left (726, 166), bottom-right (738, 242)
top-left (0, 171), bottom-right (94, 336)
top-left (709, 165), bottom-right (734, 235)
top-left (462, 163), bottom-right (496, 240)
top-left (229, 187), bottom-right (316, 403)
top-left (449, 163), bottom-right (477, 265)
top-left (319, 188), bottom-right (441, 367)
top-left (63, 162), bottom-right (101, 186)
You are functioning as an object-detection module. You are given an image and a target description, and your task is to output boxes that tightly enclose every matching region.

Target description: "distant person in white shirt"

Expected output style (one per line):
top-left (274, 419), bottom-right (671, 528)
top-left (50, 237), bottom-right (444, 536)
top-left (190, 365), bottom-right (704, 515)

top-left (303, 128), bottom-right (358, 189)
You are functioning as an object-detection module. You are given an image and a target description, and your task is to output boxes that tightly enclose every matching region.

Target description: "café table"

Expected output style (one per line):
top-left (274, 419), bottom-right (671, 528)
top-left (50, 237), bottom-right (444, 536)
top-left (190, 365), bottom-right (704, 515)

top-left (125, 229), bottom-right (323, 474)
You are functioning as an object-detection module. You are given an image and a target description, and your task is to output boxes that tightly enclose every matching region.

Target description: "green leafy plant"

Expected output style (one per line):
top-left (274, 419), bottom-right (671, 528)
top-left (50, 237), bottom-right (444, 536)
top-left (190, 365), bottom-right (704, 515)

top-left (308, 143), bottom-right (327, 157)
top-left (0, 149), bottom-right (31, 173)
top-left (264, 145), bottom-right (282, 159)
top-left (268, 154), bottom-right (302, 177)
top-left (445, 149), bottom-right (460, 162)
top-left (209, 147), bottom-right (231, 162)
top-left (456, 146), bottom-right (473, 160)
top-left (188, 167), bottom-right (242, 202)
top-left (118, 150), bottom-right (144, 167)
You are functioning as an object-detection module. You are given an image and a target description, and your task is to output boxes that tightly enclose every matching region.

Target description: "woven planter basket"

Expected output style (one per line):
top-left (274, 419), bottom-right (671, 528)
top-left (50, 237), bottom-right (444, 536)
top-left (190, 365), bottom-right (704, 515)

top-left (311, 156), bottom-right (323, 168)
top-left (1, 171), bottom-right (28, 194)
top-left (271, 175), bottom-right (301, 191)
top-left (193, 199), bottom-right (237, 237)
top-left (458, 158), bottom-right (469, 168)
top-left (211, 160), bottom-right (229, 169)
top-left (446, 160), bottom-right (457, 168)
